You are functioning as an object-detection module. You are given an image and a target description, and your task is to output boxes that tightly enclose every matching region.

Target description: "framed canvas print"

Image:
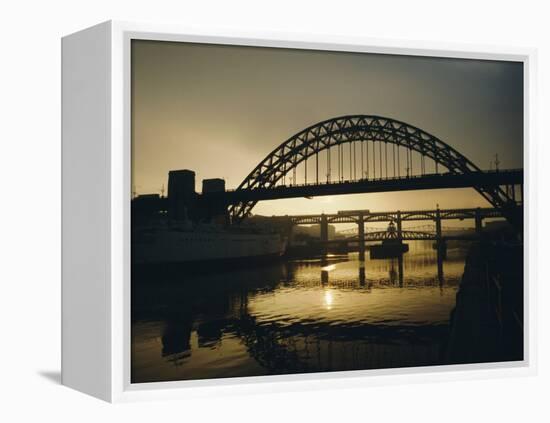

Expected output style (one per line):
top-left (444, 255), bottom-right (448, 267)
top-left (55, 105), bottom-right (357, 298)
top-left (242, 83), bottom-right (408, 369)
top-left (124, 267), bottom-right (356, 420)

top-left (61, 21), bottom-right (536, 402)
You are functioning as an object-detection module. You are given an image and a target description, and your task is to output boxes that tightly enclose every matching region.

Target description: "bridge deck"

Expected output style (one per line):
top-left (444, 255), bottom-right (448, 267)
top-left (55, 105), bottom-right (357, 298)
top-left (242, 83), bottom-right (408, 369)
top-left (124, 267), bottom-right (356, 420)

top-left (289, 206), bottom-right (505, 225)
top-left (202, 170), bottom-right (522, 205)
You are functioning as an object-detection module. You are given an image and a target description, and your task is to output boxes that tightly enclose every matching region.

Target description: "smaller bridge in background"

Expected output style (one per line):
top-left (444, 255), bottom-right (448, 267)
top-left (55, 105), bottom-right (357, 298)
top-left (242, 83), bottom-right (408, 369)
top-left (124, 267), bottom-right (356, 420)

top-left (288, 206), bottom-right (503, 226)
top-left (330, 229), bottom-right (479, 245)
top-left (285, 206), bottom-right (506, 257)
top-left (337, 224), bottom-right (479, 242)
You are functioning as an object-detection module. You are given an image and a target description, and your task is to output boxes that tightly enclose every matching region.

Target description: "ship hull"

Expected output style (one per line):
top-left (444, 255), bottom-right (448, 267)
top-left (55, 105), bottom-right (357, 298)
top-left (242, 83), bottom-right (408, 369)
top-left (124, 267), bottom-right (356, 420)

top-left (132, 251), bottom-right (286, 278)
top-left (132, 227), bottom-right (287, 266)
top-left (369, 241), bottom-right (409, 259)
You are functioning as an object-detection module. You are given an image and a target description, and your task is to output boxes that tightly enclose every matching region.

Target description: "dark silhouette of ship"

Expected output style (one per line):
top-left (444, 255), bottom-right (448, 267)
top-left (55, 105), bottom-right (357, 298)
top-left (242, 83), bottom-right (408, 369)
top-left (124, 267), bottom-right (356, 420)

top-left (369, 222), bottom-right (409, 259)
top-left (132, 169), bottom-right (286, 265)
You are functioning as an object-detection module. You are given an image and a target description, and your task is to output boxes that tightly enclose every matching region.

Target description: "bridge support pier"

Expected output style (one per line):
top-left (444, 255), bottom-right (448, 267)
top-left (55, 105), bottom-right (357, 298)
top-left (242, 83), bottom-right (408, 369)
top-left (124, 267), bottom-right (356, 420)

top-left (475, 207), bottom-right (483, 236)
top-left (398, 255), bottom-right (404, 287)
top-left (357, 214), bottom-right (365, 261)
top-left (436, 241), bottom-right (446, 285)
top-left (320, 214), bottom-right (328, 258)
top-left (396, 211), bottom-right (403, 240)
top-left (359, 265), bottom-right (366, 286)
top-left (435, 208), bottom-right (442, 240)
top-left (435, 206), bottom-right (447, 286)
top-left (437, 252), bottom-right (444, 285)
top-left (396, 211), bottom-right (404, 287)
top-left (435, 207), bottom-right (445, 285)
top-left (286, 219), bottom-right (294, 247)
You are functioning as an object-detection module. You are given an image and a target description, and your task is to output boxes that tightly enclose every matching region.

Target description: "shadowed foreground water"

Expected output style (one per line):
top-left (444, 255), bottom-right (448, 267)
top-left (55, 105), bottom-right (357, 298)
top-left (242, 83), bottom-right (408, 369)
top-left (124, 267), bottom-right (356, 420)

top-left (131, 241), bottom-right (467, 383)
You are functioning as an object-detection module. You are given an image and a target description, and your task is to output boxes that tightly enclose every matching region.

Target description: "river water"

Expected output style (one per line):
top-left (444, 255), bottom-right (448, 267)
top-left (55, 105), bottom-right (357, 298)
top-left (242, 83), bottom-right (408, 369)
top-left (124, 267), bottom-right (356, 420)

top-left (131, 241), bottom-right (468, 383)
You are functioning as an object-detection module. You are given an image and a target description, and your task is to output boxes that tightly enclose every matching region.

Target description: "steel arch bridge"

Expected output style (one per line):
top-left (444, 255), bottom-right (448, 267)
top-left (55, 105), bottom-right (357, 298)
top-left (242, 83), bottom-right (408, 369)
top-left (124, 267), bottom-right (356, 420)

top-left (228, 115), bottom-right (521, 225)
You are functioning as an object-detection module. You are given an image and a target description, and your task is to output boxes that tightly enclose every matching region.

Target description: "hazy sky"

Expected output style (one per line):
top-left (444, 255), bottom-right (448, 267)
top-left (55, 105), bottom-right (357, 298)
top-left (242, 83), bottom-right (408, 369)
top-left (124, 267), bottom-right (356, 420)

top-left (131, 40), bottom-right (523, 218)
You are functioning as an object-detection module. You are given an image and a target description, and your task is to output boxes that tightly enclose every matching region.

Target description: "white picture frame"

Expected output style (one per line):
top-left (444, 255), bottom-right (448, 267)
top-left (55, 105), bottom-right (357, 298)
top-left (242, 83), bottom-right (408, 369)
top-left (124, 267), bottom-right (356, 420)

top-left (61, 20), bottom-right (537, 403)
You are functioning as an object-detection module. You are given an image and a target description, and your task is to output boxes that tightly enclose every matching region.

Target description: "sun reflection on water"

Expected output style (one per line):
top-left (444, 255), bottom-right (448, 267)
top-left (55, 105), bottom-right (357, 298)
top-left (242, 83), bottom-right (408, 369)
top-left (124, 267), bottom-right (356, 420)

top-left (323, 289), bottom-right (334, 310)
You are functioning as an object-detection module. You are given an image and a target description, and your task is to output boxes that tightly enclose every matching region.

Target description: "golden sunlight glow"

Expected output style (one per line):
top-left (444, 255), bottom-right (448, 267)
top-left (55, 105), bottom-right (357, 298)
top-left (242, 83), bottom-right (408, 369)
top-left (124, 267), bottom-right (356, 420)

top-left (321, 264), bottom-right (336, 272)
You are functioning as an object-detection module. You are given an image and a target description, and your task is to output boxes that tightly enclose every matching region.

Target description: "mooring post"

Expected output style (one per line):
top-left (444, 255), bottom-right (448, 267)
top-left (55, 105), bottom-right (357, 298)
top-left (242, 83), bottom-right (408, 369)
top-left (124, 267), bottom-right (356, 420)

top-left (358, 213), bottom-right (365, 261)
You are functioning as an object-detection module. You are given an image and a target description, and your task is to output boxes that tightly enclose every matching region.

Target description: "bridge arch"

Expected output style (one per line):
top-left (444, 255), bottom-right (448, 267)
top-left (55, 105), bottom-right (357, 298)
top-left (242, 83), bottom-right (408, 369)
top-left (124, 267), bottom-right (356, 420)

top-left (229, 115), bottom-right (518, 223)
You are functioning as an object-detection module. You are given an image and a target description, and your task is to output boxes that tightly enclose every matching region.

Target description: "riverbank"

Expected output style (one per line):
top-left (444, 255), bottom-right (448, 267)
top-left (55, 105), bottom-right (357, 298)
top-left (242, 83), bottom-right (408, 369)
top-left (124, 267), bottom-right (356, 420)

top-left (445, 240), bottom-right (523, 364)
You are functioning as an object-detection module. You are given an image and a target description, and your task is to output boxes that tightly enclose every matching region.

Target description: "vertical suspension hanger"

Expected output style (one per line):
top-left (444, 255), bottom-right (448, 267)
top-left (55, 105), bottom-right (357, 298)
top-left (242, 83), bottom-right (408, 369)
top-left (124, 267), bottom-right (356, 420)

top-left (379, 140), bottom-right (383, 179)
top-left (366, 138), bottom-right (369, 179)
top-left (385, 141), bottom-right (388, 179)
top-left (353, 141), bottom-right (357, 180)
top-left (316, 148), bottom-right (319, 184)
top-left (350, 141), bottom-right (353, 181)
top-left (374, 140), bottom-right (377, 179)
top-left (304, 146), bottom-right (307, 184)
top-left (327, 146), bottom-right (330, 182)
top-left (393, 143), bottom-right (396, 178)
top-left (361, 140), bottom-right (365, 179)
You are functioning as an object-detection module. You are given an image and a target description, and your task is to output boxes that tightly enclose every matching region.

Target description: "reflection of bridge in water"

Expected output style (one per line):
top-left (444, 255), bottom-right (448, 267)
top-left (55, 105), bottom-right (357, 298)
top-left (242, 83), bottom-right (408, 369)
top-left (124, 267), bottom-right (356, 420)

top-left (161, 307), bottom-right (447, 376)
top-left (133, 259), bottom-right (455, 381)
top-left (221, 310), bottom-right (447, 374)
